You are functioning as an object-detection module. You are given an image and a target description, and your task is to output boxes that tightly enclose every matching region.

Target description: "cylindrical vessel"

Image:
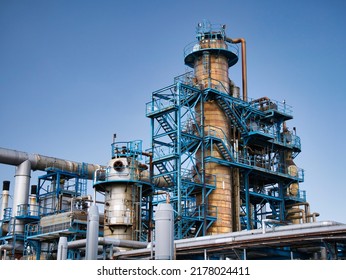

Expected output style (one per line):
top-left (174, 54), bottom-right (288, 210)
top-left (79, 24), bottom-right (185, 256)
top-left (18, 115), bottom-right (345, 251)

top-left (57, 236), bottom-right (68, 260)
top-left (94, 157), bottom-right (141, 242)
top-left (12, 160), bottom-right (31, 234)
top-left (104, 184), bottom-right (136, 240)
top-left (193, 48), bottom-right (231, 92)
top-left (0, 181), bottom-right (10, 220)
top-left (155, 203), bottom-right (174, 260)
top-left (85, 204), bottom-right (100, 260)
top-left (186, 22), bottom-right (240, 233)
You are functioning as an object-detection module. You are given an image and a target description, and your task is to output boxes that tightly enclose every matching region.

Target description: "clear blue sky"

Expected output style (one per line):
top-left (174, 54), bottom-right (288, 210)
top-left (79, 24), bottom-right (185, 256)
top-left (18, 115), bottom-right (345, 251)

top-left (1, 0), bottom-right (345, 223)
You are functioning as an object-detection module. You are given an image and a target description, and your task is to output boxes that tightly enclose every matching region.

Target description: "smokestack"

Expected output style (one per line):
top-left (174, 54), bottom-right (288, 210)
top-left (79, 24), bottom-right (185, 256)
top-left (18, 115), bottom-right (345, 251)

top-left (2, 181), bottom-right (10, 191)
top-left (30, 185), bottom-right (37, 195)
top-left (0, 181), bottom-right (10, 220)
top-left (29, 185), bottom-right (38, 217)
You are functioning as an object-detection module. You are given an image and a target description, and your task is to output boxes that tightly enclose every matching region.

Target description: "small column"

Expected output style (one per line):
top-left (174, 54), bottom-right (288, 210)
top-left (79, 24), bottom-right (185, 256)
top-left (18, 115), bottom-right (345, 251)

top-left (0, 181), bottom-right (10, 220)
top-left (85, 204), bottom-right (99, 260)
top-left (155, 203), bottom-right (174, 260)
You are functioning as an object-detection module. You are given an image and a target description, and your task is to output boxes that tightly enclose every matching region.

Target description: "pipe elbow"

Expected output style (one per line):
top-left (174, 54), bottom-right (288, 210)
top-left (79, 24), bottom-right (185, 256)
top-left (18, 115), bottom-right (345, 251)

top-left (225, 37), bottom-right (246, 45)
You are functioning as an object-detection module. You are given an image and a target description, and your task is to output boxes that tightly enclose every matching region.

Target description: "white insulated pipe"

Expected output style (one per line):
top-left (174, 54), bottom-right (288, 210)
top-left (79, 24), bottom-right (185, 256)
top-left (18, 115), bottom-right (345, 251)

top-left (261, 219), bottom-right (283, 234)
top-left (57, 236), bottom-right (68, 260)
top-left (68, 237), bottom-right (148, 250)
top-left (12, 160), bottom-right (31, 216)
top-left (12, 160), bottom-right (31, 234)
top-left (0, 147), bottom-right (104, 180)
top-left (85, 204), bottom-right (100, 260)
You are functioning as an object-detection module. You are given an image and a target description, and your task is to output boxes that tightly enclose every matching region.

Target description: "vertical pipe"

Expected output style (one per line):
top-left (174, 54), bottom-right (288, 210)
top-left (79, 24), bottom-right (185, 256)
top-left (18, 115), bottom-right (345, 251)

top-left (244, 173), bottom-right (251, 230)
top-left (57, 236), bottom-right (68, 260)
top-left (0, 181), bottom-right (10, 220)
top-left (225, 37), bottom-right (247, 101)
top-left (176, 82), bottom-right (182, 238)
top-left (201, 93), bottom-right (207, 236)
top-left (85, 204), bottom-right (100, 260)
top-left (12, 160), bottom-right (31, 234)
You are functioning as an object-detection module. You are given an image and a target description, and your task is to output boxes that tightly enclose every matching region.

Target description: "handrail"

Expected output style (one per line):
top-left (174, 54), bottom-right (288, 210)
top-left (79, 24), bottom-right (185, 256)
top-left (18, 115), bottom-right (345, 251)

top-left (183, 39), bottom-right (239, 62)
top-left (204, 125), bottom-right (304, 181)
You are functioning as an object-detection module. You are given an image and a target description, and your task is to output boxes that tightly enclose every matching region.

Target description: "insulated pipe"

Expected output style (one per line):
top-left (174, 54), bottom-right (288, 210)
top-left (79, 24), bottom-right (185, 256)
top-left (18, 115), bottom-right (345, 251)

top-left (85, 204), bottom-right (99, 260)
top-left (12, 160), bottom-right (31, 234)
top-left (57, 236), bottom-right (68, 260)
top-left (225, 37), bottom-right (247, 101)
top-left (68, 237), bottom-right (148, 250)
top-left (0, 181), bottom-right (10, 220)
top-left (287, 202), bottom-right (311, 223)
top-left (262, 219), bottom-right (282, 234)
top-left (0, 147), bottom-right (104, 180)
top-left (286, 208), bottom-right (306, 223)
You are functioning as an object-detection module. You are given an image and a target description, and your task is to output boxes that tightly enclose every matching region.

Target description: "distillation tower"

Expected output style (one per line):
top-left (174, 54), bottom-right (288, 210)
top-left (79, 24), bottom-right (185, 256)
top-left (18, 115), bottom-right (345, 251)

top-left (146, 20), bottom-right (314, 238)
top-left (93, 139), bottom-right (152, 242)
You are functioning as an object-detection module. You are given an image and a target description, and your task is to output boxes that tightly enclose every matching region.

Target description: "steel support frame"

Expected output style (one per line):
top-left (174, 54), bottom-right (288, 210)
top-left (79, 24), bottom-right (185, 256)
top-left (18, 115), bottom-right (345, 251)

top-left (147, 81), bottom-right (217, 239)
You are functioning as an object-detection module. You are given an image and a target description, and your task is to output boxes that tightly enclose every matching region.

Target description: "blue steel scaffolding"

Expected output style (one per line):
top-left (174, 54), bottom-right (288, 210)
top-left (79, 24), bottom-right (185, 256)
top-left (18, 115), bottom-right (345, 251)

top-left (22, 166), bottom-right (90, 259)
top-left (146, 70), bottom-right (305, 239)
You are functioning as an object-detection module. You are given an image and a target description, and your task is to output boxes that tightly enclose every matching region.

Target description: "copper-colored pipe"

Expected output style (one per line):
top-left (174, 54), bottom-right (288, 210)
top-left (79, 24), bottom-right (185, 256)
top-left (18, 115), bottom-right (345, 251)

top-left (225, 37), bottom-right (247, 101)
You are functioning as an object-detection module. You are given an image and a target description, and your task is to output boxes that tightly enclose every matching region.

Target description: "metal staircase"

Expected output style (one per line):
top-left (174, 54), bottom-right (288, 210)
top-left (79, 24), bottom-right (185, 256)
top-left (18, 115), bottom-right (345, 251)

top-left (154, 161), bottom-right (174, 186)
top-left (156, 115), bottom-right (176, 141)
top-left (215, 95), bottom-right (248, 134)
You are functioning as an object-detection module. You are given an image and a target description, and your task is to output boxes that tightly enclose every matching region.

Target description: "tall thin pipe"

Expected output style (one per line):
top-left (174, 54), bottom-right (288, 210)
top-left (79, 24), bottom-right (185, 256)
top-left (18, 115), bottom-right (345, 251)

top-left (225, 37), bottom-right (247, 101)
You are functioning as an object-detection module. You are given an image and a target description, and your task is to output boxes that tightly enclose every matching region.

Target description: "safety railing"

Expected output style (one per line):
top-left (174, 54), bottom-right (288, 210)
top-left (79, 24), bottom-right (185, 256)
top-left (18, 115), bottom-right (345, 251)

top-left (204, 126), bottom-right (304, 181)
top-left (146, 97), bottom-right (176, 117)
top-left (25, 221), bottom-right (71, 237)
top-left (183, 39), bottom-right (239, 61)
top-left (182, 204), bottom-right (218, 220)
top-left (2, 207), bottom-right (12, 220)
top-left (16, 204), bottom-right (40, 218)
top-left (249, 97), bottom-right (293, 116)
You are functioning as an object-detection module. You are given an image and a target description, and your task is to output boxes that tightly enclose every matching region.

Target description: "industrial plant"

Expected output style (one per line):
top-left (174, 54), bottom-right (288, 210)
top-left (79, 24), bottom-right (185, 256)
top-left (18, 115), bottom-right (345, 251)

top-left (1, 21), bottom-right (345, 260)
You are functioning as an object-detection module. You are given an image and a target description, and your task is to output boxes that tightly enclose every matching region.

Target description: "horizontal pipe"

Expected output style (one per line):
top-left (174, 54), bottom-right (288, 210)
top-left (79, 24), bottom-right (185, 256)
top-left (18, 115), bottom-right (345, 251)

top-left (68, 237), bottom-right (148, 250)
top-left (114, 221), bottom-right (346, 259)
top-left (0, 147), bottom-right (104, 180)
